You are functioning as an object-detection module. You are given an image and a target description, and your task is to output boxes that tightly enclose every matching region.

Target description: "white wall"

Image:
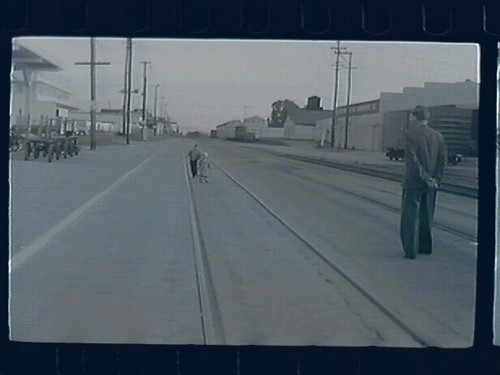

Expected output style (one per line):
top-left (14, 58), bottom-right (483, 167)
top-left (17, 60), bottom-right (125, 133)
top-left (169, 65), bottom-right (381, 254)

top-left (243, 118), bottom-right (267, 134)
top-left (380, 81), bottom-right (479, 113)
top-left (216, 120), bottom-right (242, 138)
top-left (292, 125), bottom-right (315, 140)
top-left (335, 112), bottom-right (383, 151)
top-left (255, 127), bottom-right (284, 138)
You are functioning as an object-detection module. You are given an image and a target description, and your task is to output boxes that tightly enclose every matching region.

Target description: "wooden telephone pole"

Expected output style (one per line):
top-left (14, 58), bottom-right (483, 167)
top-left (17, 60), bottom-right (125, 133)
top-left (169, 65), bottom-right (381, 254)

top-left (75, 38), bottom-right (110, 150)
top-left (330, 41), bottom-right (348, 148)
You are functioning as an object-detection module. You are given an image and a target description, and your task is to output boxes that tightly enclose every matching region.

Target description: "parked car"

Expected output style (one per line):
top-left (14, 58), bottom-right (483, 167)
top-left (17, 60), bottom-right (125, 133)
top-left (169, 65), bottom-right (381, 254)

top-left (448, 151), bottom-right (463, 165)
top-left (386, 148), bottom-right (405, 161)
top-left (386, 147), bottom-right (462, 166)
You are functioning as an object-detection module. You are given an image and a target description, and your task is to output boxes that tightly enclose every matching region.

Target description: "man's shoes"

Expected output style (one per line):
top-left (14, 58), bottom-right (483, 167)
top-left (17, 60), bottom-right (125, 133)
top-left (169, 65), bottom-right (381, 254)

top-left (418, 250), bottom-right (432, 255)
top-left (404, 254), bottom-right (416, 259)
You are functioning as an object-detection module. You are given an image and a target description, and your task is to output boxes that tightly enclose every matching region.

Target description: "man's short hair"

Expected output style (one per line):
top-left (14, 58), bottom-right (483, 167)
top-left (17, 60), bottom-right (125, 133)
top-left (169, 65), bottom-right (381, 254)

top-left (412, 106), bottom-right (430, 120)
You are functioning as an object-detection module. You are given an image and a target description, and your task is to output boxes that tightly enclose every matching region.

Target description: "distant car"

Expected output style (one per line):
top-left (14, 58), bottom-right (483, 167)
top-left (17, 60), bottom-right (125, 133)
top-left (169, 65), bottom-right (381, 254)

top-left (448, 151), bottom-right (462, 166)
top-left (386, 148), bottom-right (405, 161)
top-left (75, 130), bottom-right (87, 136)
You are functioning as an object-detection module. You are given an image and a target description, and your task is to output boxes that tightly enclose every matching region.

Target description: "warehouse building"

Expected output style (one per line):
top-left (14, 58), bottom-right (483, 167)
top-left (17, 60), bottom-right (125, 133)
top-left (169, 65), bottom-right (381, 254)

top-left (215, 115), bottom-right (284, 140)
top-left (283, 96), bottom-right (333, 140)
top-left (381, 105), bottom-right (477, 155)
top-left (317, 81), bottom-right (479, 152)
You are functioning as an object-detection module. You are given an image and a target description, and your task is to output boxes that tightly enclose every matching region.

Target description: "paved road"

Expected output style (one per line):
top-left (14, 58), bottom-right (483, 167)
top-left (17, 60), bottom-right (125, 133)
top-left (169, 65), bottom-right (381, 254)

top-left (11, 140), bottom-right (203, 344)
top-left (9, 137), bottom-right (477, 346)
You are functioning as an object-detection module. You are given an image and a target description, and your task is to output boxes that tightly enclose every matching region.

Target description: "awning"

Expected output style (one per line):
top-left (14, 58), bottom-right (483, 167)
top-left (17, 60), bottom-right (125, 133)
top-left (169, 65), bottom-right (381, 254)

top-left (12, 44), bottom-right (61, 72)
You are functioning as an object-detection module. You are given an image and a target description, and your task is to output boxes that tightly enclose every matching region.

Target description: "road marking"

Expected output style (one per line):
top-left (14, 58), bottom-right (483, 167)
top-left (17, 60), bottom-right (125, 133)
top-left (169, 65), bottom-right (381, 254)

top-left (9, 146), bottom-right (164, 272)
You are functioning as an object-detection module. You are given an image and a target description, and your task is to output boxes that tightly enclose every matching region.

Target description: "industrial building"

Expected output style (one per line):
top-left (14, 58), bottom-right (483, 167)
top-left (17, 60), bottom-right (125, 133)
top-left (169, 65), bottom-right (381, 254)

top-left (283, 96), bottom-right (333, 140)
top-left (317, 80), bottom-right (479, 153)
top-left (215, 116), bottom-right (283, 140)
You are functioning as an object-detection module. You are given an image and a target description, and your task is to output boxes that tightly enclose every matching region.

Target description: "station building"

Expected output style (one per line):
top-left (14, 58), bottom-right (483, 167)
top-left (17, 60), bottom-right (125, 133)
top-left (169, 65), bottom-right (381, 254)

top-left (10, 44), bottom-right (79, 131)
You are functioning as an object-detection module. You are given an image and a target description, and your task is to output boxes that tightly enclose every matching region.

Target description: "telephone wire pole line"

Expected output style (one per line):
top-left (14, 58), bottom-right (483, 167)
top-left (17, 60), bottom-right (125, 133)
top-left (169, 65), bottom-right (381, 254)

top-left (75, 38), bottom-right (111, 151)
top-left (330, 41), bottom-right (348, 148)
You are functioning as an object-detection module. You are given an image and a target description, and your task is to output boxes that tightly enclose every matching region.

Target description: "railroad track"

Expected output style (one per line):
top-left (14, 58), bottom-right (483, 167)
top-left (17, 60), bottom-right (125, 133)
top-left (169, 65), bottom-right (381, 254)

top-left (270, 152), bottom-right (478, 199)
top-left (185, 144), bottom-right (473, 346)
top-left (218, 145), bottom-right (476, 242)
top-left (184, 155), bottom-right (226, 345)
top-left (208, 159), bottom-right (448, 347)
top-left (293, 172), bottom-right (477, 243)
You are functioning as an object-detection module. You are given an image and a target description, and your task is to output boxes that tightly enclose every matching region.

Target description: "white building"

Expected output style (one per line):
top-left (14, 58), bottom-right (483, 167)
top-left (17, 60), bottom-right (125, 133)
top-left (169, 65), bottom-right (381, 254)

top-left (10, 44), bottom-right (78, 129)
top-left (316, 81), bottom-right (479, 151)
top-left (379, 81), bottom-right (479, 113)
top-left (216, 120), bottom-right (243, 139)
top-left (68, 109), bottom-right (142, 133)
top-left (242, 116), bottom-right (276, 138)
top-left (216, 116), bottom-right (285, 139)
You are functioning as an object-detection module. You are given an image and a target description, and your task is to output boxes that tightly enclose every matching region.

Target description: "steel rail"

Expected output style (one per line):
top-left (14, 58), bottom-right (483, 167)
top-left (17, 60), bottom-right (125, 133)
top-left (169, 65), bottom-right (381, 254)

top-left (275, 152), bottom-right (478, 199)
top-left (212, 160), bottom-right (443, 347)
top-left (299, 173), bottom-right (477, 243)
top-left (218, 145), bottom-right (476, 241)
top-left (183, 152), bottom-right (225, 345)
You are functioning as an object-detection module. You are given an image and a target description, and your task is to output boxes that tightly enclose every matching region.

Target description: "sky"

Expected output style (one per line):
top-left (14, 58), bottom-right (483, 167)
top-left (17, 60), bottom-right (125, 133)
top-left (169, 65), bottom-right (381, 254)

top-left (13, 38), bottom-right (479, 133)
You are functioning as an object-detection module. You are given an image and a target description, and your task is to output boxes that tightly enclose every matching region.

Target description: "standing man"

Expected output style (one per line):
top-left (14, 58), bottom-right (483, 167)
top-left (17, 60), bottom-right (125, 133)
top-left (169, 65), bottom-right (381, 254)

top-left (400, 106), bottom-right (447, 259)
top-left (188, 144), bottom-right (202, 178)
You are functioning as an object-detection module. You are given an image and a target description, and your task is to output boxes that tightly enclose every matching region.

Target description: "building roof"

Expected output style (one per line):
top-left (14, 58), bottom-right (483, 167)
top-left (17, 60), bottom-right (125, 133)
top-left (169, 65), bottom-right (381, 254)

top-left (216, 120), bottom-right (242, 128)
top-left (336, 98), bottom-right (380, 111)
top-left (12, 44), bottom-right (61, 72)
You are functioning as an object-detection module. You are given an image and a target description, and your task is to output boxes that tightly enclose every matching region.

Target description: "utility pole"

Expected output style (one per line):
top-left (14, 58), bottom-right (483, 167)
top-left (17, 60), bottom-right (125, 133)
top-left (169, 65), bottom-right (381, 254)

top-left (121, 38), bottom-right (130, 135)
top-left (153, 84), bottom-right (160, 135)
top-left (75, 38), bottom-right (110, 150)
top-left (160, 96), bottom-right (165, 118)
top-left (125, 38), bottom-right (133, 145)
top-left (154, 84), bottom-right (159, 124)
top-left (344, 52), bottom-right (353, 149)
top-left (330, 41), bottom-right (347, 148)
top-left (141, 61), bottom-right (151, 126)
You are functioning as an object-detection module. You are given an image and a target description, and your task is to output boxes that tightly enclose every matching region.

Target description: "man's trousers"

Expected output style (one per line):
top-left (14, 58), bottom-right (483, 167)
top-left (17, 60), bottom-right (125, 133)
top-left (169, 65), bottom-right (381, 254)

top-left (400, 187), bottom-right (437, 258)
top-left (190, 160), bottom-right (198, 177)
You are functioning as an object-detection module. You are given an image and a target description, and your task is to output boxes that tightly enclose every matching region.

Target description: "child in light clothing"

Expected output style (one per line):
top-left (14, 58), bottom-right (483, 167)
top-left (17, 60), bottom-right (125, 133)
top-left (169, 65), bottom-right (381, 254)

top-left (198, 152), bottom-right (210, 183)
